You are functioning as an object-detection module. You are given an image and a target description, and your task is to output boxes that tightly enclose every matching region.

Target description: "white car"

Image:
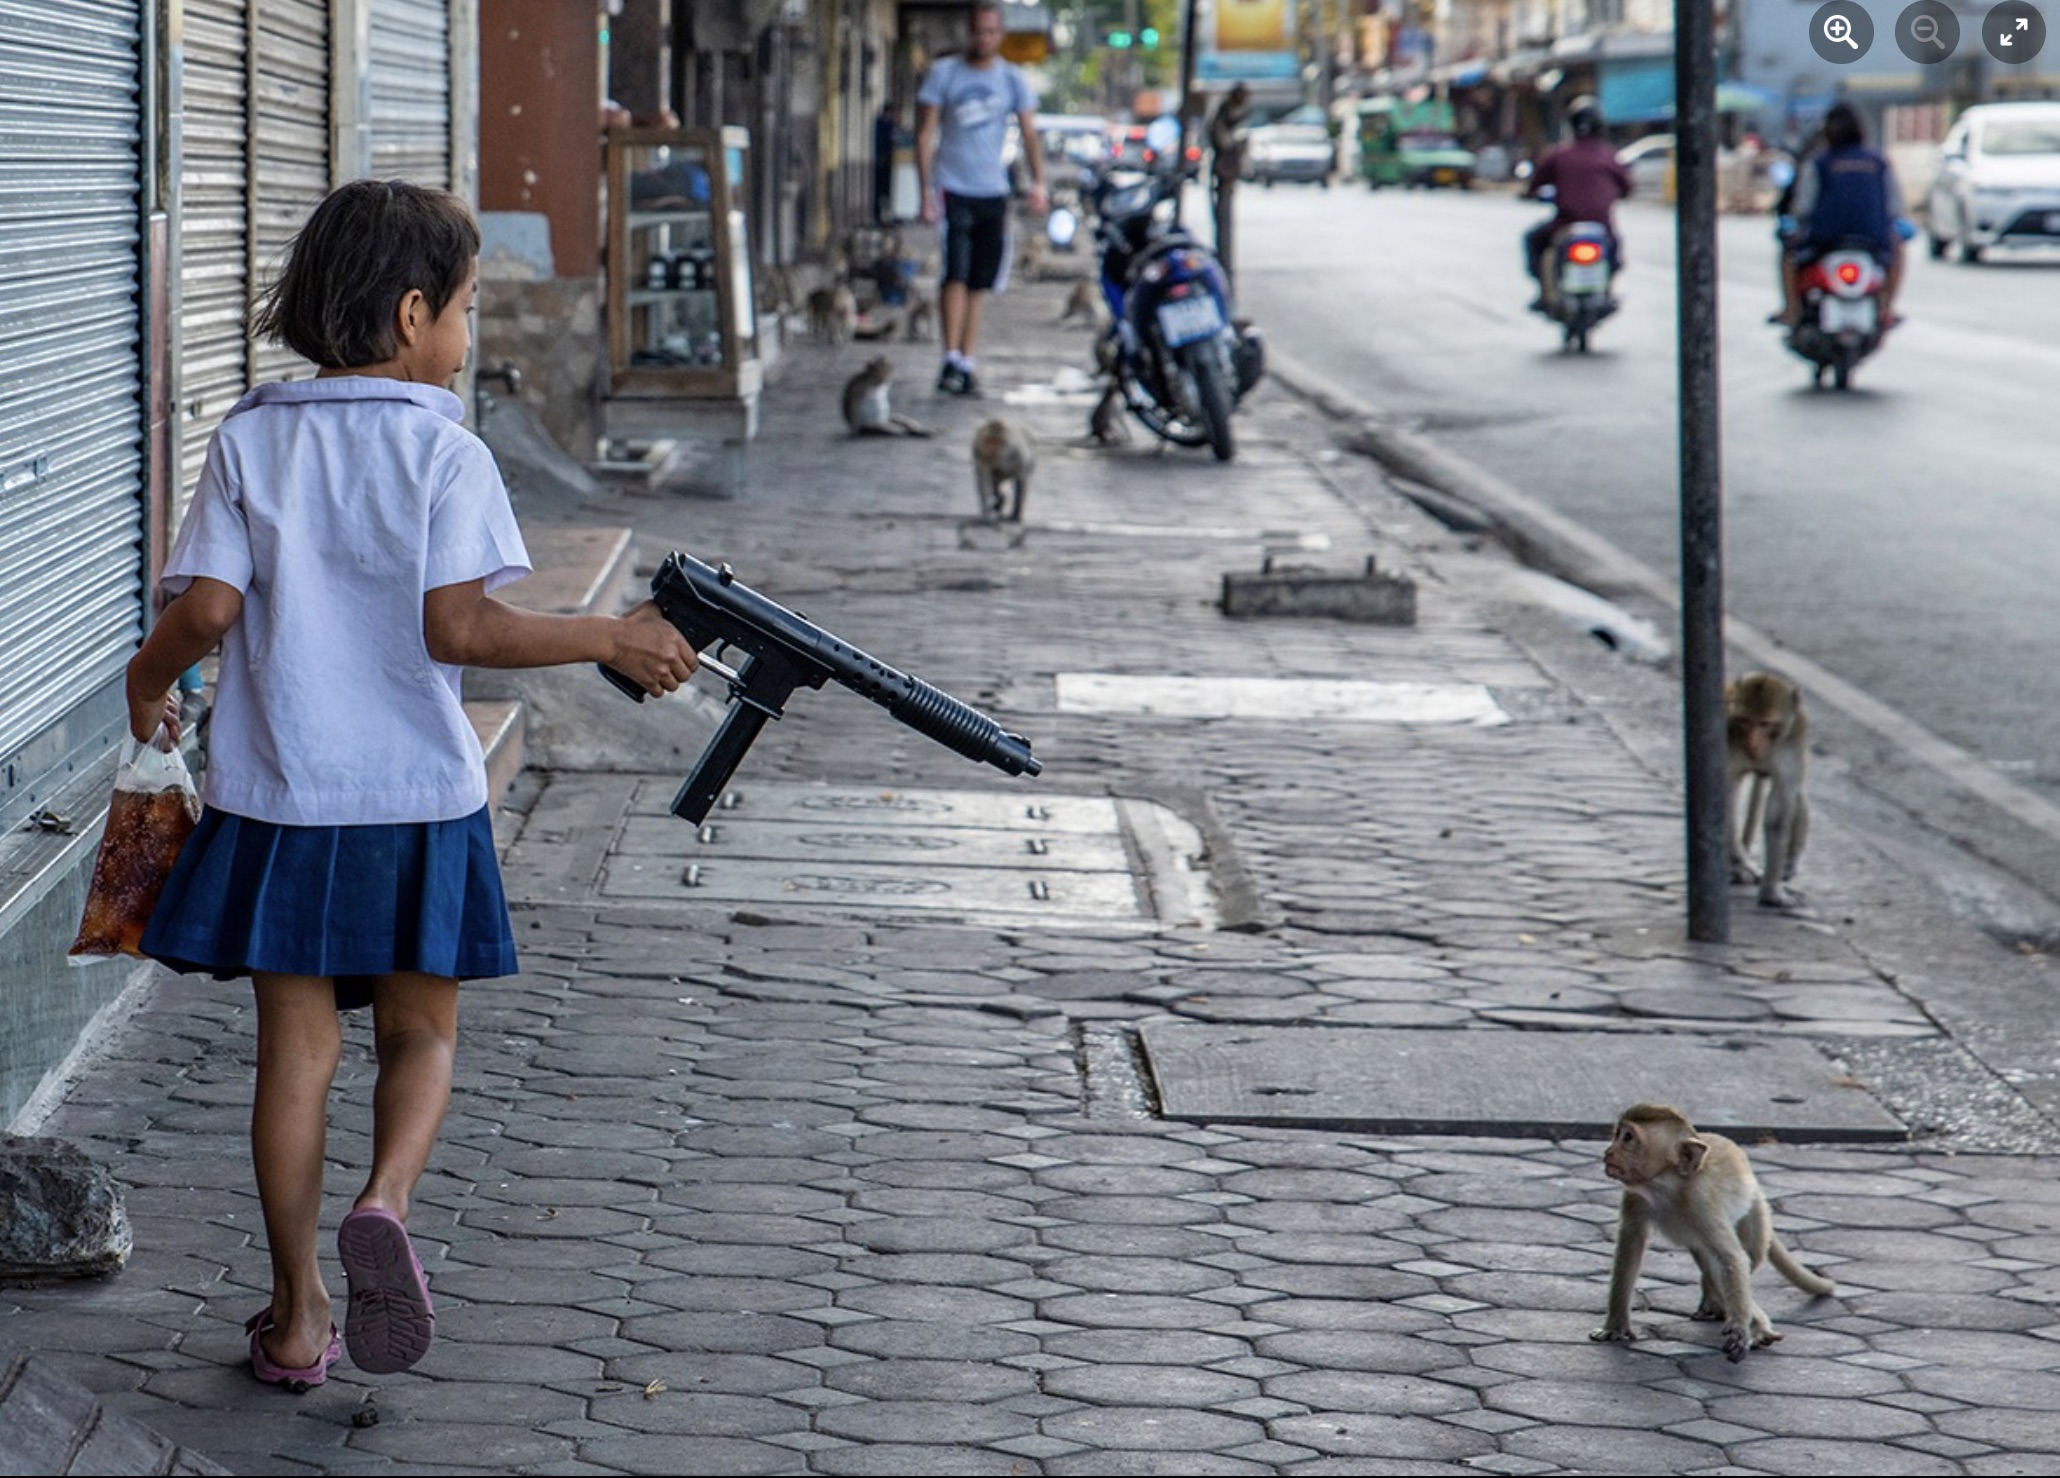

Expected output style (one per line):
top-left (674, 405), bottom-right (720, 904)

top-left (1616, 133), bottom-right (1673, 198)
top-left (1925, 102), bottom-right (2060, 263)
top-left (1241, 105), bottom-right (1334, 188)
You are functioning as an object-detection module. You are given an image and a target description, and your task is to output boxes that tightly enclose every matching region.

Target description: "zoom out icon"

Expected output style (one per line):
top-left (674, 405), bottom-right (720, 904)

top-left (1896, 0), bottom-right (1962, 61)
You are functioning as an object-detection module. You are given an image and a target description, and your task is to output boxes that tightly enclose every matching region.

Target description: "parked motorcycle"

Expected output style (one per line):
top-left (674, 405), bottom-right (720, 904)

top-left (1541, 222), bottom-right (1618, 353)
top-left (1784, 239), bottom-right (1888, 391)
top-left (1061, 125), bottom-right (1263, 462)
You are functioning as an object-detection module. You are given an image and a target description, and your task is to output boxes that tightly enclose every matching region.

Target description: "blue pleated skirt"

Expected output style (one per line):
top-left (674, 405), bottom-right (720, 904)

top-left (140, 805), bottom-right (519, 1012)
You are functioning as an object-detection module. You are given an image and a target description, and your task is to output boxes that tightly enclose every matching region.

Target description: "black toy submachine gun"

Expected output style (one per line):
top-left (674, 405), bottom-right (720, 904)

top-left (599, 550), bottom-right (1042, 823)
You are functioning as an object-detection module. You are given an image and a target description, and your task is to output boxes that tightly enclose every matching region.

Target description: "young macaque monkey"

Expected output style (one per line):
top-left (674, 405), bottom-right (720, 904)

top-left (1057, 278), bottom-right (1098, 326)
top-left (841, 356), bottom-right (933, 438)
top-left (903, 290), bottom-right (935, 342)
top-left (1088, 383), bottom-right (1129, 446)
top-left (1726, 671), bottom-right (1809, 909)
top-left (808, 283), bottom-right (858, 344)
top-left (971, 417), bottom-right (1036, 522)
top-left (1593, 1103), bottom-right (1834, 1362)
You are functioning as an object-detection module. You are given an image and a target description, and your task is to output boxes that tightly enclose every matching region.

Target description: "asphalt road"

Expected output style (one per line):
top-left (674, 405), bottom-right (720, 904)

top-left (1229, 182), bottom-right (2060, 806)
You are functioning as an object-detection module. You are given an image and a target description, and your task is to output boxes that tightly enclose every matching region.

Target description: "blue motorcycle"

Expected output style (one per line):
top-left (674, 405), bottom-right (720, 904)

top-left (1062, 139), bottom-right (1263, 462)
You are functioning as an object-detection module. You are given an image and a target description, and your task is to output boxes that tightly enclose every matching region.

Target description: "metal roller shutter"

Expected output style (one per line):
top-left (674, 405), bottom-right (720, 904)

top-left (247, 0), bottom-right (327, 386)
top-left (179, 0), bottom-right (249, 515)
top-left (0, 0), bottom-right (145, 762)
top-left (369, 0), bottom-right (451, 187)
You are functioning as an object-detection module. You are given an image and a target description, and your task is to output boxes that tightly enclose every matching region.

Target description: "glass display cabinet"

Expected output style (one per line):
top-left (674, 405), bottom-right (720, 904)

top-left (605, 125), bottom-right (760, 401)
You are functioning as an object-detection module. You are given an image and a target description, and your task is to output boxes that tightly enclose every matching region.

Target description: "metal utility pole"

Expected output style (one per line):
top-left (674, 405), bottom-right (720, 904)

top-left (1675, 0), bottom-right (1728, 943)
top-left (1174, 0), bottom-right (1202, 226)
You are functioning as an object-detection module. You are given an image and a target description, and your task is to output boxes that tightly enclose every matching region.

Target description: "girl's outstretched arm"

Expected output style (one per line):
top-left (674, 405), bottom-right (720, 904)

top-left (424, 580), bottom-right (699, 698)
top-left (126, 577), bottom-right (243, 742)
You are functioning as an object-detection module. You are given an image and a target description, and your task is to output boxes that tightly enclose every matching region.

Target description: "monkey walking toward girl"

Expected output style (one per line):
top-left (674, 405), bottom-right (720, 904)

top-left (1594, 1103), bottom-right (1835, 1362)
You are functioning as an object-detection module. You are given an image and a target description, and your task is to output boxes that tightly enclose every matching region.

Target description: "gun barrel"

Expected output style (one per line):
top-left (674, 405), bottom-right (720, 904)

top-left (881, 673), bottom-right (1041, 777)
top-left (657, 552), bottom-right (1040, 781)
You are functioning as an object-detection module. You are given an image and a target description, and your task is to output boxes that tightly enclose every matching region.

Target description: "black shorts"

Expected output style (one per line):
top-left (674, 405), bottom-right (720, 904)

top-left (942, 192), bottom-right (1009, 291)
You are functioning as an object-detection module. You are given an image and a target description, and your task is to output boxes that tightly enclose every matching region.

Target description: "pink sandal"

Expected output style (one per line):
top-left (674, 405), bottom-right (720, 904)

top-left (246, 1307), bottom-right (342, 1393)
top-left (337, 1206), bottom-right (436, 1374)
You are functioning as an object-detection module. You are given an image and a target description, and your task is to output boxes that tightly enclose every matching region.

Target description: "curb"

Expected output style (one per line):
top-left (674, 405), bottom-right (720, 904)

top-left (1264, 342), bottom-right (2060, 897)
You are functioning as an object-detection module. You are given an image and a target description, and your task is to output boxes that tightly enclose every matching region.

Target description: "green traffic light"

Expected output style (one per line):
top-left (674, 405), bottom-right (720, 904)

top-left (1108, 30), bottom-right (1132, 47)
top-left (1140, 27), bottom-right (1158, 46)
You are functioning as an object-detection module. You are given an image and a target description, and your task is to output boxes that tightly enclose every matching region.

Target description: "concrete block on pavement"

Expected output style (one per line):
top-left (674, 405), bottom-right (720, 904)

top-left (1220, 554), bottom-right (1417, 624)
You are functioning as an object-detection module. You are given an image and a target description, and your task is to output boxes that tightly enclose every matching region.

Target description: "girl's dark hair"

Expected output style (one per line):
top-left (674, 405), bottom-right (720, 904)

top-left (1823, 102), bottom-right (1864, 151)
top-left (253, 179), bottom-right (481, 369)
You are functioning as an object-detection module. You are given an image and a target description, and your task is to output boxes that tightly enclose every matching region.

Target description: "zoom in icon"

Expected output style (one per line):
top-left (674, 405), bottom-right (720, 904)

top-left (1896, 0), bottom-right (1961, 62)
top-left (1809, 0), bottom-right (1876, 63)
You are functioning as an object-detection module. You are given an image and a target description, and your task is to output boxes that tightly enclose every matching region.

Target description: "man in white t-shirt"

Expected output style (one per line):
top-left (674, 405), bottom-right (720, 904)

top-left (917, 1), bottom-right (1046, 397)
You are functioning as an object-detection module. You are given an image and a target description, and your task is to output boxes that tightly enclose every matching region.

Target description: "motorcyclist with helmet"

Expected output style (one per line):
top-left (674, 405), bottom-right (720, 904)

top-left (1522, 96), bottom-right (1633, 312)
top-left (1773, 101), bottom-right (1906, 330)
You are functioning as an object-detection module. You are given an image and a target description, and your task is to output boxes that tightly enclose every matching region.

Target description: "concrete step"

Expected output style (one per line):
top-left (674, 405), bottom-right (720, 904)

top-left (499, 524), bottom-right (639, 618)
top-left (464, 523), bottom-right (638, 802)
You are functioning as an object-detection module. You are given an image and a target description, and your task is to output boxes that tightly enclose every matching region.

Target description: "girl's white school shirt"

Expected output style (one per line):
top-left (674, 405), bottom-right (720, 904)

top-left (161, 377), bottom-right (532, 827)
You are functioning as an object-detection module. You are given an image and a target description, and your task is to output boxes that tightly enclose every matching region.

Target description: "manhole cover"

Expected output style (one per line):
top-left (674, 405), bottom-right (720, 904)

top-left (505, 776), bottom-right (1217, 927)
top-left (1139, 1025), bottom-right (1907, 1141)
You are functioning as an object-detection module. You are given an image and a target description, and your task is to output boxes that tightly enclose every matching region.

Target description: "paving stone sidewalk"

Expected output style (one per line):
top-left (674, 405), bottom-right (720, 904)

top-left (5, 275), bottom-right (2060, 1476)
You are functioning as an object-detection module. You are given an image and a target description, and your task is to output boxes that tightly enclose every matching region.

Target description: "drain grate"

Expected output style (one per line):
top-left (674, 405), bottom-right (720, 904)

top-left (507, 775), bottom-right (1218, 927)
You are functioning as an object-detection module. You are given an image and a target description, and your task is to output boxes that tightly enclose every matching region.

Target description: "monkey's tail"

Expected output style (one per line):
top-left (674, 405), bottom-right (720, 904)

top-left (1768, 1239), bottom-right (1834, 1296)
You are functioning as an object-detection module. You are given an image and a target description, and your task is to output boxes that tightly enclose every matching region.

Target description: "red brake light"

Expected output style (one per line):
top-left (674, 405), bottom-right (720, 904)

top-left (1568, 241), bottom-right (1603, 265)
top-left (1836, 262), bottom-right (1862, 285)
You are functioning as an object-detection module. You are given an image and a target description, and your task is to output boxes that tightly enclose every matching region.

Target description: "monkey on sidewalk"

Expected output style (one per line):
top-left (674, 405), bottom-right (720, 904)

top-left (1725, 671), bottom-right (1808, 909)
top-left (841, 357), bottom-right (933, 438)
top-left (1593, 1103), bottom-right (1835, 1362)
top-left (971, 417), bottom-right (1035, 521)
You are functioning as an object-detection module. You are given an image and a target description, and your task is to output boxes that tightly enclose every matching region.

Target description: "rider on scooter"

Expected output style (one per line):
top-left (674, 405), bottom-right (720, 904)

top-left (1523, 97), bottom-right (1633, 313)
top-left (1773, 101), bottom-right (1906, 331)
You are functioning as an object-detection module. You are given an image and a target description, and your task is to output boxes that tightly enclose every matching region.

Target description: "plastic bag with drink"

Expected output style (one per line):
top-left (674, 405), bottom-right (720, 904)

top-left (68, 729), bottom-right (201, 962)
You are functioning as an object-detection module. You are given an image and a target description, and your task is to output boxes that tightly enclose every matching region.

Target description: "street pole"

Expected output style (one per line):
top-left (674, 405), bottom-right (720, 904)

top-left (1177, 0), bottom-right (1201, 173)
top-left (1675, 0), bottom-right (1728, 943)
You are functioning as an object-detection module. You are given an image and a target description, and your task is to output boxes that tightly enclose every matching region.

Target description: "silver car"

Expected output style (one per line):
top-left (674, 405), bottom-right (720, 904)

top-left (1926, 102), bottom-right (2060, 263)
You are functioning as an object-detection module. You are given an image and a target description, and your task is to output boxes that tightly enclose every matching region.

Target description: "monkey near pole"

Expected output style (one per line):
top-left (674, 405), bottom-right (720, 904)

top-left (1676, 0), bottom-right (1728, 943)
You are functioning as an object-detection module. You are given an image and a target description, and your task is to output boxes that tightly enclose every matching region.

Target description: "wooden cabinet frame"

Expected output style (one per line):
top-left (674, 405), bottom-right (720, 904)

top-left (605, 125), bottom-right (760, 400)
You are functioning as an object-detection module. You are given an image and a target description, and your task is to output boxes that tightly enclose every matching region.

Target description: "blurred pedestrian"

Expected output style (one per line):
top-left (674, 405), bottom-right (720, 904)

top-left (1208, 83), bottom-right (1253, 283)
top-left (917, 0), bottom-right (1046, 396)
top-left (874, 102), bottom-right (901, 224)
top-left (124, 178), bottom-right (698, 1392)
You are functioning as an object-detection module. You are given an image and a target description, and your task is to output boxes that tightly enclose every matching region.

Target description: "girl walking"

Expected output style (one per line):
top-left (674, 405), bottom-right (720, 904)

top-left (125, 179), bottom-right (698, 1390)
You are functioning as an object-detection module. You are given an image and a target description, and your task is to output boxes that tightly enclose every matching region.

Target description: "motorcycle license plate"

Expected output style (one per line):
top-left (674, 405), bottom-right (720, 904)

top-left (1156, 295), bottom-right (1224, 347)
top-left (1560, 262), bottom-right (1608, 292)
top-left (1819, 297), bottom-right (1877, 334)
